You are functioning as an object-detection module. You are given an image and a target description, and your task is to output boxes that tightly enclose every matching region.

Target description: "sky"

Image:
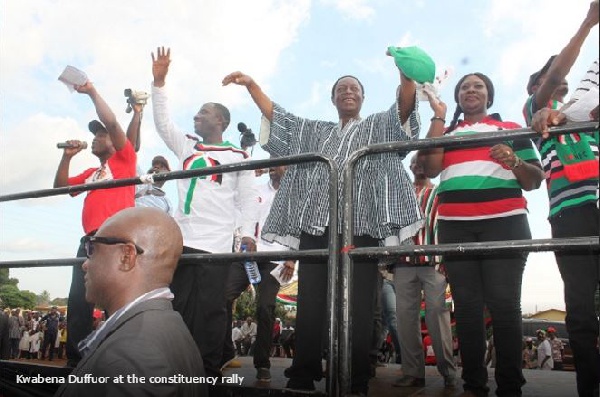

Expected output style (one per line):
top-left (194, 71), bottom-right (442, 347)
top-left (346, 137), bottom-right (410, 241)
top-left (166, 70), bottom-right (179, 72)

top-left (0, 0), bottom-right (598, 314)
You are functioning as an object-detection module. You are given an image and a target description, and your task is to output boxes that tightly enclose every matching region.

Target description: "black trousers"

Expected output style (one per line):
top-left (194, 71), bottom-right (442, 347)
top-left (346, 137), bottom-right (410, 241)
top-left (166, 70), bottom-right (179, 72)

top-left (171, 246), bottom-right (230, 377)
top-left (222, 261), bottom-right (279, 368)
top-left (285, 231), bottom-right (378, 394)
top-left (65, 240), bottom-right (95, 365)
top-left (439, 215), bottom-right (530, 397)
top-left (550, 204), bottom-right (600, 397)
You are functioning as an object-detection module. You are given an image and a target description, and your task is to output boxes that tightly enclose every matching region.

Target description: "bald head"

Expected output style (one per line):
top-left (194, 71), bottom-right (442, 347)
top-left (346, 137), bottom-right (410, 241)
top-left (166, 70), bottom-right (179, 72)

top-left (104, 207), bottom-right (182, 283)
top-left (83, 208), bottom-right (183, 313)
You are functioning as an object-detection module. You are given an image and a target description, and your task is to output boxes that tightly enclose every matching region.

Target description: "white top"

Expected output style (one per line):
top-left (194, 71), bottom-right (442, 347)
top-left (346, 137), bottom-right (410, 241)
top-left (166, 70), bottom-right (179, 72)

top-left (537, 339), bottom-right (554, 370)
top-left (152, 84), bottom-right (259, 253)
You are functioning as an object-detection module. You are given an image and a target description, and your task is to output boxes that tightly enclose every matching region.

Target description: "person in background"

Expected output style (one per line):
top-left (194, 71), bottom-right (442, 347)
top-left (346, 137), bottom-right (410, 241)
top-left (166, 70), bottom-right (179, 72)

top-left (522, 338), bottom-right (537, 369)
top-left (417, 73), bottom-right (545, 397)
top-left (40, 306), bottom-right (61, 361)
top-left (8, 309), bottom-right (22, 359)
top-left (546, 327), bottom-right (564, 371)
top-left (240, 317), bottom-right (258, 357)
top-left (53, 80), bottom-right (137, 368)
top-left (54, 207), bottom-right (207, 397)
top-left (392, 154), bottom-right (456, 389)
top-left (135, 155), bottom-right (173, 214)
top-left (536, 330), bottom-right (553, 370)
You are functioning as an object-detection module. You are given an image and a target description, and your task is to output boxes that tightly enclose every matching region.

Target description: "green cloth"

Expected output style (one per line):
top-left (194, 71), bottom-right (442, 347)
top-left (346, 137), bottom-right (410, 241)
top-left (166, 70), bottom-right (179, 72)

top-left (554, 132), bottom-right (600, 182)
top-left (387, 46), bottom-right (435, 84)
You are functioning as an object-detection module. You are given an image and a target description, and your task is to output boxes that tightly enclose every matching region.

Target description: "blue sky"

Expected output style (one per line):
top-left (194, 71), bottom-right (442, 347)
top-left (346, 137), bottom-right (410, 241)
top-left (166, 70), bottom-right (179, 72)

top-left (1, 0), bottom-right (598, 313)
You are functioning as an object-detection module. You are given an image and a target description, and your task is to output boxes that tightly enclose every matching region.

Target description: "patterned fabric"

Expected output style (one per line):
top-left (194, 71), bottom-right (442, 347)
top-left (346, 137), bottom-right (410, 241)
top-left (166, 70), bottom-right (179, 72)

top-left (414, 185), bottom-right (440, 264)
top-left (438, 116), bottom-right (541, 220)
top-left (259, 101), bottom-right (424, 249)
top-left (523, 60), bottom-right (599, 219)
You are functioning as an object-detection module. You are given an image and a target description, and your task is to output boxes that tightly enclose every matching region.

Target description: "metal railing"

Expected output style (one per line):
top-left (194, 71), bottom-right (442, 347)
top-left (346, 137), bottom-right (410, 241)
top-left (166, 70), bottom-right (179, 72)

top-left (1, 121), bottom-right (599, 396)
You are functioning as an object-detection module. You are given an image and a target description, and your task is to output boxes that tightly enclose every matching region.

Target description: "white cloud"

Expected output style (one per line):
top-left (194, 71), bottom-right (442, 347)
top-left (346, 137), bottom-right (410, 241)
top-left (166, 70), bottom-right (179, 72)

top-left (320, 0), bottom-right (375, 20)
top-left (0, 0), bottom-right (312, 195)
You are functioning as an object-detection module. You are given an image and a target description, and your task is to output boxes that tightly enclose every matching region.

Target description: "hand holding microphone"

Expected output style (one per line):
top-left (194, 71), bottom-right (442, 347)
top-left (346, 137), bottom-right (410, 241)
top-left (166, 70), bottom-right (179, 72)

top-left (57, 141), bottom-right (88, 149)
top-left (57, 141), bottom-right (87, 158)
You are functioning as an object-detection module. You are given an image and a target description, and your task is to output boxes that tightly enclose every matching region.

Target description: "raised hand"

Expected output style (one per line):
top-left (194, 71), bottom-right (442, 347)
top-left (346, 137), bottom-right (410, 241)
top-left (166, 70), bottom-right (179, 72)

top-left (74, 81), bottom-right (95, 96)
top-left (152, 46), bottom-right (171, 87)
top-left (222, 71), bottom-right (255, 87)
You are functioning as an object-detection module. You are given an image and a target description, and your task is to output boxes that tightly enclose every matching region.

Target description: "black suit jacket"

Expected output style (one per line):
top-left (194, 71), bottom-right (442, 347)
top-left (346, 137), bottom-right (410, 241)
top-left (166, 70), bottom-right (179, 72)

top-left (55, 298), bottom-right (207, 397)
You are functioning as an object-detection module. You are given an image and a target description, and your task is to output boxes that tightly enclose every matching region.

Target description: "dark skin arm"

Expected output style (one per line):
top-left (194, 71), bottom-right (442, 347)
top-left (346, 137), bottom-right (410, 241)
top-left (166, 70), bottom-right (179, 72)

top-left (75, 82), bottom-right (127, 151)
top-left (53, 140), bottom-right (86, 188)
top-left (222, 72), bottom-right (274, 121)
top-left (416, 89), bottom-right (447, 178)
top-left (126, 103), bottom-right (144, 152)
top-left (534, 1), bottom-right (599, 110)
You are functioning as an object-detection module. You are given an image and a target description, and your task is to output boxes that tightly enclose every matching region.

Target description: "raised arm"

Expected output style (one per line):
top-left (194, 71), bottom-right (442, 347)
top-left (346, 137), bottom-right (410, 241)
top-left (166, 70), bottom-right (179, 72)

top-left (534, 1), bottom-right (599, 110)
top-left (397, 72), bottom-right (417, 124)
top-left (126, 103), bottom-right (144, 152)
top-left (151, 46), bottom-right (187, 155)
top-left (53, 140), bottom-right (86, 188)
top-left (417, 90), bottom-right (447, 178)
top-left (75, 82), bottom-right (127, 151)
top-left (222, 72), bottom-right (274, 121)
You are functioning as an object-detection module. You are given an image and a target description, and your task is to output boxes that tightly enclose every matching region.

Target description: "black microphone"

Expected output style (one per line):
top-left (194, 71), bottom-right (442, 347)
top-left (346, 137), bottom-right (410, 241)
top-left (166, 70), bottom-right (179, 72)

top-left (57, 142), bottom-right (88, 149)
top-left (237, 122), bottom-right (251, 133)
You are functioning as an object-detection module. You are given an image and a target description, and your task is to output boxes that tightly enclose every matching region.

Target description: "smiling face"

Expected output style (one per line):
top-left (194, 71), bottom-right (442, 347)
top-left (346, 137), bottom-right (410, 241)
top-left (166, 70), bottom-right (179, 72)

top-left (457, 74), bottom-right (489, 116)
top-left (331, 76), bottom-right (364, 119)
top-left (193, 103), bottom-right (223, 140)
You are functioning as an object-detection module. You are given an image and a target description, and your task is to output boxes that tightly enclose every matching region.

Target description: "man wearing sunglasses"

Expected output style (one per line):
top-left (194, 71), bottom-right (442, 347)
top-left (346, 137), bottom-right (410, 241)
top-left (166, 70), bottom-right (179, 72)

top-left (53, 81), bottom-right (137, 368)
top-left (55, 207), bottom-right (206, 397)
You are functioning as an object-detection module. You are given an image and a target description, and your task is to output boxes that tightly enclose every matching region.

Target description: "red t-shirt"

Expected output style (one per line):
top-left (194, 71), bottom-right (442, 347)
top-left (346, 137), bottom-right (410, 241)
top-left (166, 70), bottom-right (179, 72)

top-left (68, 141), bottom-right (136, 234)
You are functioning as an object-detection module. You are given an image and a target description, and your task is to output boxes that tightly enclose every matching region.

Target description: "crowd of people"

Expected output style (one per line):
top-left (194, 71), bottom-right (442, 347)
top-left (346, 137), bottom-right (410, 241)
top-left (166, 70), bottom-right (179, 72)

top-left (0, 2), bottom-right (597, 397)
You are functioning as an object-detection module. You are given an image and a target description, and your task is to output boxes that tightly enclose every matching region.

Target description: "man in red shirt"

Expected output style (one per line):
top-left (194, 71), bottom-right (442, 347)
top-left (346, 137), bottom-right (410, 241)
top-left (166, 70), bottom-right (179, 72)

top-left (53, 81), bottom-right (136, 367)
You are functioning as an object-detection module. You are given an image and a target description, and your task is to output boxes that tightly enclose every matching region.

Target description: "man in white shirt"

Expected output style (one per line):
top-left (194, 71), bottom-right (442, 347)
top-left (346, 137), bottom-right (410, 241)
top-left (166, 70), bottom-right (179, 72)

top-left (151, 46), bottom-right (259, 378)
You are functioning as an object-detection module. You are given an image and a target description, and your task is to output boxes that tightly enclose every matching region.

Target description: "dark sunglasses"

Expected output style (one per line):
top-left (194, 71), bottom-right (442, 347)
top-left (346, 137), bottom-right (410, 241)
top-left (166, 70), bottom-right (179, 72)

top-left (81, 235), bottom-right (144, 258)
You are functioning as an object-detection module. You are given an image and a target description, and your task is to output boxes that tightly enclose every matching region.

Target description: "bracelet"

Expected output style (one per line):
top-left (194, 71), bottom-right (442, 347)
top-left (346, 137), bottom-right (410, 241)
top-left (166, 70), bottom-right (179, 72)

top-left (430, 116), bottom-right (446, 123)
top-left (510, 156), bottom-right (523, 170)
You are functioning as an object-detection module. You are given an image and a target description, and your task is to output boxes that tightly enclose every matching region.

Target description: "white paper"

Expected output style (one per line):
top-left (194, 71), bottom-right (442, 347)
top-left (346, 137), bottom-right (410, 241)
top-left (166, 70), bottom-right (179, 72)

top-left (270, 262), bottom-right (298, 286)
top-left (561, 87), bottom-right (599, 122)
top-left (58, 65), bottom-right (88, 92)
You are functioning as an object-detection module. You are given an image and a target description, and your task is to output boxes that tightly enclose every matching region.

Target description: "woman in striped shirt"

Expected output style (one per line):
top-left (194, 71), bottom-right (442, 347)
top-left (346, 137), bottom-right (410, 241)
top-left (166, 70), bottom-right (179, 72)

top-left (418, 73), bottom-right (545, 397)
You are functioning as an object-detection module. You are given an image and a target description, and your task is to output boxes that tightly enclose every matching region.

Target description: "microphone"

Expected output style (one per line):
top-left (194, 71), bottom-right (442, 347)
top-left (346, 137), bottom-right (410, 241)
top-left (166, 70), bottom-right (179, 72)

top-left (57, 142), bottom-right (88, 149)
top-left (237, 122), bottom-right (250, 133)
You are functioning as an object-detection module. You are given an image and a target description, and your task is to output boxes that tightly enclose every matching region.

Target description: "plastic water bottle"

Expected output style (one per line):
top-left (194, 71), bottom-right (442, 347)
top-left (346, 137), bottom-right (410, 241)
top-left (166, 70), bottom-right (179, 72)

top-left (241, 244), bottom-right (261, 285)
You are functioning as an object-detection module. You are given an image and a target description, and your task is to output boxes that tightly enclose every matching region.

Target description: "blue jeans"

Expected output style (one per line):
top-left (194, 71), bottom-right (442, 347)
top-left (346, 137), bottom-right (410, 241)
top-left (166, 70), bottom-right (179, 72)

top-left (439, 215), bottom-right (530, 397)
top-left (381, 278), bottom-right (401, 363)
top-left (550, 204), bottom-right (600, 397)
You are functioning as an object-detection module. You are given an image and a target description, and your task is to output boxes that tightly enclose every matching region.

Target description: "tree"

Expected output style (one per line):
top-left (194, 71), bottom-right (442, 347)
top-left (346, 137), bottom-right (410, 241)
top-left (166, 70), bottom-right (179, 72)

top-left (0, 268), bottom-right (18, 287)
top-left (36, 290), bottom-right (51, 306)
top-left (0, 284), bottom-right (37, 309)
top-left (233, 287), bottom-right (293, 322)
